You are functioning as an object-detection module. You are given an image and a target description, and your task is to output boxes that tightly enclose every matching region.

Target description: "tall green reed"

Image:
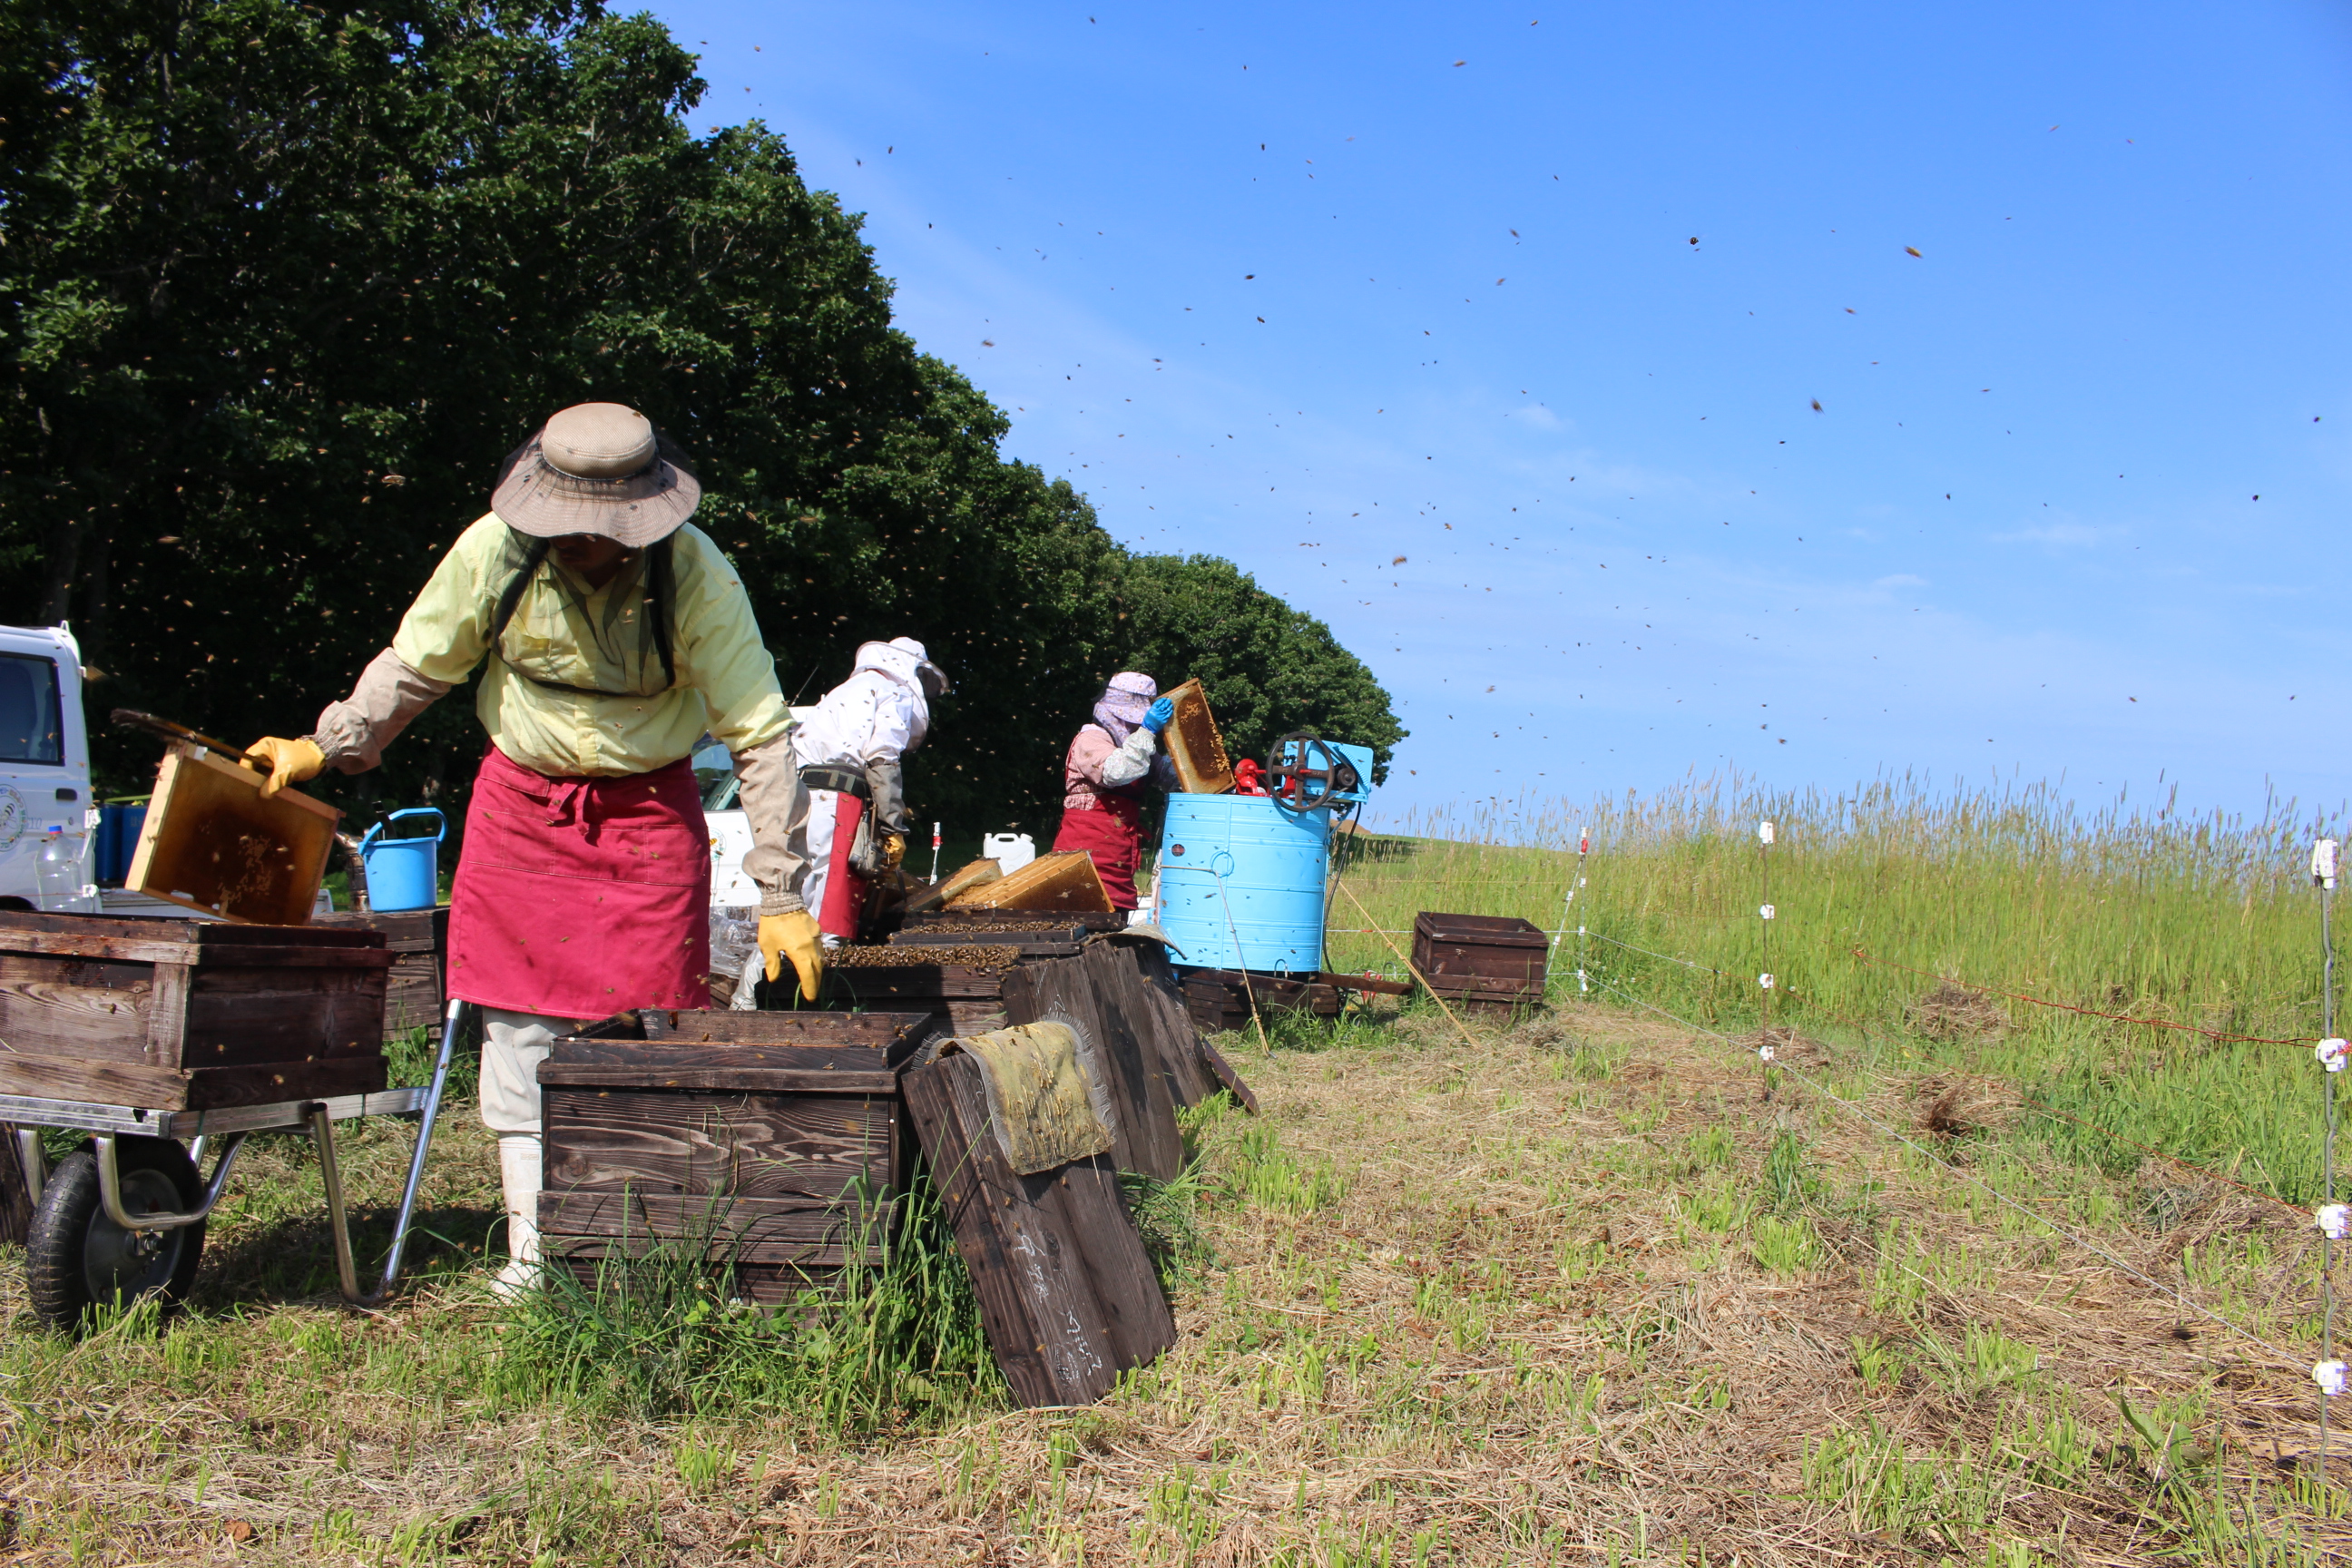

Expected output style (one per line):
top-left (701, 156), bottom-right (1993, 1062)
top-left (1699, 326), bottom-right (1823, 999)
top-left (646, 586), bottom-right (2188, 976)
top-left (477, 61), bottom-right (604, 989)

top-left (1333, 769), bottom-right (2347, 1202)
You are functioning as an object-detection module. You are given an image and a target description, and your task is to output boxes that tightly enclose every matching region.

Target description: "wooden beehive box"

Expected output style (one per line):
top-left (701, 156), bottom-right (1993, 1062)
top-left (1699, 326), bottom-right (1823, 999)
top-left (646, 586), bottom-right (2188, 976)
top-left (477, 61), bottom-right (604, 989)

top-left (0, 910), bottom-right (392, 1109)
top-left (1159, 679), bottom-right (1235, 795)
top-left (888, 926), bottom-right (1083, 958)
top-left (124, 743), bottom-right (339, 925)
top-left (315, 906), bottom-right (447, 1043)
top-left (1177, 968), bottom-right (1343, 1033)
top-left (537, 1010), bottom-right (933, 1302)
top-left (1411, 912), bottom-right (1549, 1014)
top-left (901, 910), bottom-right (1130, 936)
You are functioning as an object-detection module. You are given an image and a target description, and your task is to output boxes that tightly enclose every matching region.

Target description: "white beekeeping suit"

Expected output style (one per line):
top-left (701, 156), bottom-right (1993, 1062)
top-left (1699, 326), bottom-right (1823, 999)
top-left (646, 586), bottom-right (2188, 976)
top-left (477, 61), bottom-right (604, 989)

top-left (790, 636), bottom-right (947, 947)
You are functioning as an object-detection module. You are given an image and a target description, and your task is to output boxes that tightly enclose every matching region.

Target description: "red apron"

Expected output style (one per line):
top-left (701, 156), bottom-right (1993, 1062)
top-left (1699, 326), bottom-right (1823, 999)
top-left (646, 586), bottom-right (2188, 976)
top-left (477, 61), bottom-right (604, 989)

top-left (1052, 790), bottom-right (1144, 910)
top-left (817, 789), bottom-right (870, 942)
top-left (447, 745), bottom-right (711, 1016)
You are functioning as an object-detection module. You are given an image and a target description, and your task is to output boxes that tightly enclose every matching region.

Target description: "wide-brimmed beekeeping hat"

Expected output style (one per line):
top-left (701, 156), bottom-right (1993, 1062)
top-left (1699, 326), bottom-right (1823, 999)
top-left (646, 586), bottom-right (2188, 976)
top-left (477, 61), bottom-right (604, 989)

top-left (491, 402), bottom-right (701, 547)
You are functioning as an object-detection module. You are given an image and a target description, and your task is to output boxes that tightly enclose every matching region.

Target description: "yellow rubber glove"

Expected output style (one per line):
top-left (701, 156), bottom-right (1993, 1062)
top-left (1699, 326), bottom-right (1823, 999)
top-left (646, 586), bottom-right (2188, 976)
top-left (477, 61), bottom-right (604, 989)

top-left (245, 736), bottom-right (325, 799)
top-left (758, 909), bottom-right (825, 1002)
top-left (881, 832), bottom-right (906, 871)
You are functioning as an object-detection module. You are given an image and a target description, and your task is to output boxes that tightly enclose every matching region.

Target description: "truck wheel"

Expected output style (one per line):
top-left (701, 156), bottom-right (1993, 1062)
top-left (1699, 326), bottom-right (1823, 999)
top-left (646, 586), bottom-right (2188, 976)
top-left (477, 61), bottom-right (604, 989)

top-left (25, 1139), bottom-right (205, 1332)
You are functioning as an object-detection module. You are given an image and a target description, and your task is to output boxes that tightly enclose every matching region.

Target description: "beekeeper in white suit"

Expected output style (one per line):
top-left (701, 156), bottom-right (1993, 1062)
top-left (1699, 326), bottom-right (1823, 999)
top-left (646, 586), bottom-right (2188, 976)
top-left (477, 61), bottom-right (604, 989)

top-left (789, 636), bottom-right (948, 952)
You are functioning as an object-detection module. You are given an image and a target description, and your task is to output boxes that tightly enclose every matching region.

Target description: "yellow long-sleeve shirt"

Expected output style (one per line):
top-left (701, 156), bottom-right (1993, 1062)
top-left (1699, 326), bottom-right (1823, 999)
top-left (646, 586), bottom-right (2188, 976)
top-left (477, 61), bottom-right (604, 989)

top-left (386, 513), bottom-right (791, 777)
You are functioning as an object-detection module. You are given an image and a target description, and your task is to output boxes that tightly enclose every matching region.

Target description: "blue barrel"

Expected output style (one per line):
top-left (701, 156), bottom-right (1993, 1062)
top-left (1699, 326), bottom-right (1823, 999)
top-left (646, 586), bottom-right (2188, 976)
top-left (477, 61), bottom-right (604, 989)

top-left (94, 802), bottom-right (148, 886)
top-left (358, 808), bottom-right (446, 912)
top-left (1155, 794), bottom-right (1331, 974)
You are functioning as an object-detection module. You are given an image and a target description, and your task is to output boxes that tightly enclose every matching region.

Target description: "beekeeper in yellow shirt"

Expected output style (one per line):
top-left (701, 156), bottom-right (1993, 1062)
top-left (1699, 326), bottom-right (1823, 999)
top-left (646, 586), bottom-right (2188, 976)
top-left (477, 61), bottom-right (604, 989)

top-left (246, 402), bottom-right (824, 1290)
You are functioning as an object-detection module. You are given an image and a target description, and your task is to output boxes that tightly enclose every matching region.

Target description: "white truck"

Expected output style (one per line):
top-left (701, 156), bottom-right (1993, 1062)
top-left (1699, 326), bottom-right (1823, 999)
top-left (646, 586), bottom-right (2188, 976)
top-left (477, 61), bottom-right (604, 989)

top-left (0, 623), bottom-right (94, 907)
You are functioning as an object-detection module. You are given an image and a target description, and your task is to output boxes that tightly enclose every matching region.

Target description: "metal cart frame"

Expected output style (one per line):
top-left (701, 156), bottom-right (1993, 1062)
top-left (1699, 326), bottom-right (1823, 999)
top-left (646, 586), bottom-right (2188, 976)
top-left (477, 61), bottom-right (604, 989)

top-left (8, 997), bottom-right (472, 1310)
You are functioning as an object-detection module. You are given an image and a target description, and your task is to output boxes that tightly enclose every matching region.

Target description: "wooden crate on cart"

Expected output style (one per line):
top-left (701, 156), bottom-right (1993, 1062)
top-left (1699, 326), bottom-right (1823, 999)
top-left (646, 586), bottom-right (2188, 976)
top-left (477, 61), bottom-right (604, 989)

top-left (0, 909), bottom-right (393, 1109)
top-left (536, 1009), bottom-right (934, 1303)
top-left (315, 906), bottom-right (448, 1043)
top-left (1410, 912), bottom-right (1550, 1015)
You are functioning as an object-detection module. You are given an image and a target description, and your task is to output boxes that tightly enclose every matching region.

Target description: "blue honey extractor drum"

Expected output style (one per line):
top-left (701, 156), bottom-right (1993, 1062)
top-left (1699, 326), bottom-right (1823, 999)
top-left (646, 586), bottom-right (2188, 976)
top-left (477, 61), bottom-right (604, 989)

top-left (1156, 793), bottom-right (1334, 974)
top-left (1152, 737), bottom-right (1376, 975)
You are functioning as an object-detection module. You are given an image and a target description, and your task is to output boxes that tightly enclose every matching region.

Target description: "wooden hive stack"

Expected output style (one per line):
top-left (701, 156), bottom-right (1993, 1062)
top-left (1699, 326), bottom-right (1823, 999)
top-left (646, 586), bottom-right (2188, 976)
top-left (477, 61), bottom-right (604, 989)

top-left (536, 1009), bottom-right (935, 1302)
top-left (0, 910), bottom-right (392, 1109)
top-left (314, 906), bottom-right (448, 1043)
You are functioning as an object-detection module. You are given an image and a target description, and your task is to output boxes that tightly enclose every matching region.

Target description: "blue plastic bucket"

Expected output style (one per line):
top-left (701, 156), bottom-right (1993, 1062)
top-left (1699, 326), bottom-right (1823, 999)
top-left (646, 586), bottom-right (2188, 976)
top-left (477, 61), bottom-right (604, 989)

top-left (358, 808), bottom-right (446, 912)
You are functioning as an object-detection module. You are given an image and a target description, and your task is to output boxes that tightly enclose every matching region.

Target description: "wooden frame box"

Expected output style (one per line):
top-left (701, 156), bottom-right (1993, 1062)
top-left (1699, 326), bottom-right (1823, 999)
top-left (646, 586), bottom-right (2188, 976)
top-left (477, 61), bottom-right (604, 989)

top-left (0, 910), bottom-right (392, 1109)
top-left (1411, 912), bottom-right (1549, 1013)
top-left (124, 743), bottom-right (339, 926)
top-left (1159, 679), bottom-right (1235, 795)
top-left (537, 1011), bottom-right (933, 1303)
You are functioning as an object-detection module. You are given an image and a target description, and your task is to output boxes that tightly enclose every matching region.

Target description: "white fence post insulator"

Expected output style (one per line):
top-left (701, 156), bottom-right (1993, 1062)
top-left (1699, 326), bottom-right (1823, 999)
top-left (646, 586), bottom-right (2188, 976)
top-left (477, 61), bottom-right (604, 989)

top-left (1553, 827), bottom-right (1591, 965)
top-left (1759, 904), bottom-right (1776, 920)
top-left (2317, 842), bottom-right (2342, 1469)
top-left (1757, 820), bottom-right (1776, 846)
top-left (1759, 973), bottom-right (1776, 991)
top-left (1756, 1043), bottom-right (1776, 1063)
top-left (2318, 1204), bottom-right (2352, 1241)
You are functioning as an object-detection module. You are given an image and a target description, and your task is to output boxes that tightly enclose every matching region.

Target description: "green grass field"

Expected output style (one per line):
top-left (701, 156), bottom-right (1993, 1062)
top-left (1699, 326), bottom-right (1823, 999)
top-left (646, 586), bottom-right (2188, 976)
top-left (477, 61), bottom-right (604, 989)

top-left (3, 771), bottom-right (2349, 1563)
top-left (1333, 771), bottom-right (2347, 1206)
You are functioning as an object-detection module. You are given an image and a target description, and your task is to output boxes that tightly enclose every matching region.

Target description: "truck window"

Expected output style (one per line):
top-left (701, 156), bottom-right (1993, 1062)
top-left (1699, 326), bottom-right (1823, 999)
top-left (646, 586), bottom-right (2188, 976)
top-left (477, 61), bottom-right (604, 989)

top-left (0, 653), bottom-right (64, 764)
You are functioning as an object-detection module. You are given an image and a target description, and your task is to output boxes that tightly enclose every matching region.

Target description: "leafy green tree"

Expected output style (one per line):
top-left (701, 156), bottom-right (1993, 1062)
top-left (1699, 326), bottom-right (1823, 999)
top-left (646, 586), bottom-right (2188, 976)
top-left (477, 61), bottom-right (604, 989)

top-left (0, 0), bottom-right (1397, 839)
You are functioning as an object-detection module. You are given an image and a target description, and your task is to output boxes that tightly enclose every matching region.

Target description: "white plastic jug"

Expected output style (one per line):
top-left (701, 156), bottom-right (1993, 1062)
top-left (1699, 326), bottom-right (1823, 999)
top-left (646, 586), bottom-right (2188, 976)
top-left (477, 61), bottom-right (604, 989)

top-left (982, 831), bottom-right (1036, 873)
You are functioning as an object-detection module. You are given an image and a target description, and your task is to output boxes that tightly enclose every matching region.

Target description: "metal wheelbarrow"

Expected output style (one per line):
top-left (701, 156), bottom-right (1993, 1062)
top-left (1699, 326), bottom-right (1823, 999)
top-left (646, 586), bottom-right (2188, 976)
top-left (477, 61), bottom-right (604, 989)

top-left (7, 999), bottom-right (475, 1330)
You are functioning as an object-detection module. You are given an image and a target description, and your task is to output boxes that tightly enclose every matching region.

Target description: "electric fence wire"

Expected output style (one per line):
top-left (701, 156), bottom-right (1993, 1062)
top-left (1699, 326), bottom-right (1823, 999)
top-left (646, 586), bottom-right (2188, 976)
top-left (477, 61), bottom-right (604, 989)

top-left (1805, 968), bottom-right (2318, 1224)
top-left (1581, 970), bottom-right (2312, 1374)
top-left (1583, 929), bottom-right (1727, 975)
top-left (1549, 827), bottom-right (1591, 997)
top-left (1849, 946), bottom-right (2318, 1048)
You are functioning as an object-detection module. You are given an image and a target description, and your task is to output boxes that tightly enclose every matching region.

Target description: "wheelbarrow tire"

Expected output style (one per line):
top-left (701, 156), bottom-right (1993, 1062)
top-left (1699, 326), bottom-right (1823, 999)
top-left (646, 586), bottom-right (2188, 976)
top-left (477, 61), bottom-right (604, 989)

top-left (25, 1138), bottom-right (206, 1332)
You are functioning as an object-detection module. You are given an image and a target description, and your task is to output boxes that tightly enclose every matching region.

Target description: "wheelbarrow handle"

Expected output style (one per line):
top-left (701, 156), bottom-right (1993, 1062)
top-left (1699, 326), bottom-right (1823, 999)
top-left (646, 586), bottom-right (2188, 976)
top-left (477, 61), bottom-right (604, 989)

top-left (334, 995), bottom-right (469, 1308)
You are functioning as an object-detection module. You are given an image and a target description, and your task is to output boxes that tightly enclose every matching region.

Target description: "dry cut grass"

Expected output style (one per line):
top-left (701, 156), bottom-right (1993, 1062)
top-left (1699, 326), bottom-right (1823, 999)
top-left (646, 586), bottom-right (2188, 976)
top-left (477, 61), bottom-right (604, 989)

top-left (1, 995), bottom-right (2347, 1565)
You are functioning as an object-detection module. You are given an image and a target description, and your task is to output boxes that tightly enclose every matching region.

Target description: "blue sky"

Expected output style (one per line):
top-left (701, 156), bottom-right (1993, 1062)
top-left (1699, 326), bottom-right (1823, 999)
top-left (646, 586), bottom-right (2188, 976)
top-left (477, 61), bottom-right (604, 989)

top-left (653, 0), bottom-right (2352, 828)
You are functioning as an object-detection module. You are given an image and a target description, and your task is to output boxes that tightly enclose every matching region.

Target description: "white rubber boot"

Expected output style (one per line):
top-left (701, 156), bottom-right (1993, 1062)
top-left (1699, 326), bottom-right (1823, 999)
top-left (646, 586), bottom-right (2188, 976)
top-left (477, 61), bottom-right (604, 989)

top-left (492, 1132), bottom-right (544, 1297)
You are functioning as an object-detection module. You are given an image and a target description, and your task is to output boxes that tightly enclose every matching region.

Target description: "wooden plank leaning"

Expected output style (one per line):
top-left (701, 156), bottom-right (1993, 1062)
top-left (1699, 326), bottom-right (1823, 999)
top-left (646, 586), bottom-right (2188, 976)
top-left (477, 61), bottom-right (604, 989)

top-left (998, 942), bottom-right (1187, 1182)
top-left (901, 1048), bottom-right (1176, 1407)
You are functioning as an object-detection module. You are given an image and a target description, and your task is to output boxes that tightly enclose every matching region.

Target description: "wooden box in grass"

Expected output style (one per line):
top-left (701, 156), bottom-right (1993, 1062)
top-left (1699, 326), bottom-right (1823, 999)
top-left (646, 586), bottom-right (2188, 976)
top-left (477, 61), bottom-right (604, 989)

top-left (1410, 912), bottom-right (1549, 1014)
top-left (0, 909), bottom-right (393, 1109)
top-left (536, 1009), bottom-right (934, 1303)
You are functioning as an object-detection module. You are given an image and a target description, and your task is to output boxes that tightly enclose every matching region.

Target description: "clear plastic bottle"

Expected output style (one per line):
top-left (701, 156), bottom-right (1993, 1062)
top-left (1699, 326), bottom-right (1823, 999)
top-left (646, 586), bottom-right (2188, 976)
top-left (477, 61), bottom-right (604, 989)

top-left (35, 827), bottom-right (82, 912)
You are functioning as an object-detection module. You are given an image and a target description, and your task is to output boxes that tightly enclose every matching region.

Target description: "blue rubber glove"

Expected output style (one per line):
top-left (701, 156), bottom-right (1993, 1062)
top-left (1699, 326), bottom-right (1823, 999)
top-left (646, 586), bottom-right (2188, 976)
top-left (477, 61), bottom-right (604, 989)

top-left (1141, 697), bottom-right (1175, 734)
